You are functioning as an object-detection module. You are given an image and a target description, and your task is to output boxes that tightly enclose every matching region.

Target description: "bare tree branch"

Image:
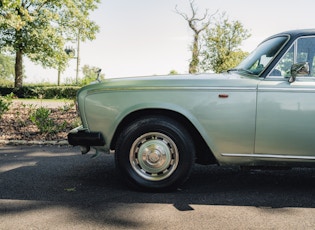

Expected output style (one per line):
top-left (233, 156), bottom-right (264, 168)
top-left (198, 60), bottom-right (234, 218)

top-left (175, 0), bottom-right (218, 73)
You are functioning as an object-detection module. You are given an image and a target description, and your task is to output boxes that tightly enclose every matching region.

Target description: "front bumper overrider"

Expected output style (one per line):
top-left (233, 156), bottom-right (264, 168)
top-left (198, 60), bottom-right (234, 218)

top-left (68, 126), bottom-right (105, 147)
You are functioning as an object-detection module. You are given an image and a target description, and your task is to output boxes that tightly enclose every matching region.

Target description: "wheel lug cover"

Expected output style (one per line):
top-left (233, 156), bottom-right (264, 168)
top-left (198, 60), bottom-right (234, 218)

top-left (130, 132), bottom-right (179, 181)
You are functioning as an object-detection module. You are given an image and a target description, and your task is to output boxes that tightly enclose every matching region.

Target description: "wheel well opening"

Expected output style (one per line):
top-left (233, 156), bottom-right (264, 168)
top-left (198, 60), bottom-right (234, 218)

top-left (110, 109), bottom-right (217, 165)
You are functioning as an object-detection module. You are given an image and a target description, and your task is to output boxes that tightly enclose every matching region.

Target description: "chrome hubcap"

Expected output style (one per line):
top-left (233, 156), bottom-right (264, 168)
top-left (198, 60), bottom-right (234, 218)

top-left (130, 132), bottom-right (179, 181)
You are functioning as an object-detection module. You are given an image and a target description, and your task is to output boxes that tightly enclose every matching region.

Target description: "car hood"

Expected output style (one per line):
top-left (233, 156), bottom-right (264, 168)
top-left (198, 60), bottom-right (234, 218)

top-left (79, 72), bottom-right (258, 93)
top-left (101, 73), bottom-right (239, 85)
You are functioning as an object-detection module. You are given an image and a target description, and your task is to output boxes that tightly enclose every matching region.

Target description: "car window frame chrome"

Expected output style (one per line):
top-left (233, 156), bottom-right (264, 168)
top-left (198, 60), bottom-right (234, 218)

top-left (266, 35), bottom-right (315, 81)
top-left (235, 35), bottom-right (290, 79)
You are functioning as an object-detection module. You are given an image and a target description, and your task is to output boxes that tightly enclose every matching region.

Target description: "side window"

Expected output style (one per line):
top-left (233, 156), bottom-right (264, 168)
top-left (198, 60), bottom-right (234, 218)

top-left (271, 46), bottom-right (294, 77)
top-left (270, 37), bottom-right (315, 78)
top-left (297, 37), bottom-right (315, 77)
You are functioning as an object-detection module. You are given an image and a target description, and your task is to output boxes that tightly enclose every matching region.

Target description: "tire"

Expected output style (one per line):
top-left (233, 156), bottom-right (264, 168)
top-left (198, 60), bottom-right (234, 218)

top-left (115, 115), bottom-right (195, 191)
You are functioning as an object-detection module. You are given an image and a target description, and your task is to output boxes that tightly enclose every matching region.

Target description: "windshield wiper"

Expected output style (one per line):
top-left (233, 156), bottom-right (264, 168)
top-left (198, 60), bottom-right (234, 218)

top-left (227, 68), bottom-right (254, 75)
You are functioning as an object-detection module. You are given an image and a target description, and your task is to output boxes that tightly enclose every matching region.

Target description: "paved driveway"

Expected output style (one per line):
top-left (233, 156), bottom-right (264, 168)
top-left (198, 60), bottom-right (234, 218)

top-left (1, 145), bottom-right (315, 229)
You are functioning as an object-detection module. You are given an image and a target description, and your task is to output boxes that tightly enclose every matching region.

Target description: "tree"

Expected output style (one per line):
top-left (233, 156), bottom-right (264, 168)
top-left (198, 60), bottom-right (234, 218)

top-left (0, 53), bottom-right (14, 83)
top-left (169, 70), bottom-right (179, 75)
top-left (0, 0), bottom-right (100, 88)
top-left (200, 13), bottom-right (251, 73)
top-left (175, 0), bottom-right (217, 74)
top-left (80, 65), bottom-right (104, 86)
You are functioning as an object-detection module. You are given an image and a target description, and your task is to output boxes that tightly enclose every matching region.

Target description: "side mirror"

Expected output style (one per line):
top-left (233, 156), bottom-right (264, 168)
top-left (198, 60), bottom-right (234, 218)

top-left (289, 62), bottom-right (310, 83)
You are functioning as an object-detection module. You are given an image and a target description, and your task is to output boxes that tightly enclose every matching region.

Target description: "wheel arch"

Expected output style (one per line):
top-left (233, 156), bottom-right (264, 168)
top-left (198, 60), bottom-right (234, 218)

top-left (110, 108), bottom-right (217, 165)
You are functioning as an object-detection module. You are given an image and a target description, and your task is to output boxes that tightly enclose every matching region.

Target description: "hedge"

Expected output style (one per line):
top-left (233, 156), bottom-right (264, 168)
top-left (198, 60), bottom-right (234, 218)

top-left (0, 86), bottom-right (80, 99)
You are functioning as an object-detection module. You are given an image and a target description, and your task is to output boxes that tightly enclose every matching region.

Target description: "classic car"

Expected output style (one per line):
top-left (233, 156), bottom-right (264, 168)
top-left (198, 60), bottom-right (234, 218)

top-left (68, 29), bottom-right (315, 191)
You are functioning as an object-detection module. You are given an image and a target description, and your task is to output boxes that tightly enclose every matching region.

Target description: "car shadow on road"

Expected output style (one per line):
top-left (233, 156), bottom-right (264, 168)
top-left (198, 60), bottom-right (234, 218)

top-left (1, 146), bottom-right (315, 228)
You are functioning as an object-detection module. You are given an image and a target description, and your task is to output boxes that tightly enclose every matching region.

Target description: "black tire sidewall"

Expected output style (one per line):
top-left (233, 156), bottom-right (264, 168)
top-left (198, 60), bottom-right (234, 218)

top-left (115, 116), bottom-right (195, 191)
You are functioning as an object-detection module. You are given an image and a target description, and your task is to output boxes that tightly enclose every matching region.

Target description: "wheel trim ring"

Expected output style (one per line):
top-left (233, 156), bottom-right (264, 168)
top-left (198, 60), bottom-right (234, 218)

top-left (129, 132), bottom-right (179, 181)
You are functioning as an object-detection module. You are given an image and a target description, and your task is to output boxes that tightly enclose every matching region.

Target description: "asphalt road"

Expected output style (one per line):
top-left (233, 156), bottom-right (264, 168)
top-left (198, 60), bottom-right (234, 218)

top-left (1, 145), bottom-right (315, 229)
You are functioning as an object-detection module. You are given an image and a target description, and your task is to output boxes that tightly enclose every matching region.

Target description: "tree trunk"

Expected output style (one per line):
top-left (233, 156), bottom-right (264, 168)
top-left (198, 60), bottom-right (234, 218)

top-left (14, 50), bottom-right (23, 88)
top-left (189, 34), bottom-right (199, 74)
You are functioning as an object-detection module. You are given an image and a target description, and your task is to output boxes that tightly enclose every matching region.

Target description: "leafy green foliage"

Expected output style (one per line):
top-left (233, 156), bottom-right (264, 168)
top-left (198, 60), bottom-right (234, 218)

top-left (0, 0), bottom-right (100, 87)
top-left (169, 70), bottom-right (179, 75)
top-left (80, 65), bottom-right (104, 86)
top-left (58, 101), bottom-right (75, 113)
top-left (29, 107), bottom-right (67, 134)
top-left (30, 107), bottom-right (53, 133)
top-left (200, 13), bottom-right (251, 73)
top-left (0, 53), bottom-right (14, 82)
top-left (14, 102), bottom-right (36, 127)
top-left (0, 86), bottom-right (79, 99)
top-left (0, 93), bottom-right (13, 119)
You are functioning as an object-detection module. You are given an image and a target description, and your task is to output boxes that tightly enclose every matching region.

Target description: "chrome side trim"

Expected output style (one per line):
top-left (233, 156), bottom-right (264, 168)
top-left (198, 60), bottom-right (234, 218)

top-left (259, 87), bottom-right (315, 93)
top-left (221, 153), bottom-right (315, 160)
top-left (87, 87), bottom-right (257, 95)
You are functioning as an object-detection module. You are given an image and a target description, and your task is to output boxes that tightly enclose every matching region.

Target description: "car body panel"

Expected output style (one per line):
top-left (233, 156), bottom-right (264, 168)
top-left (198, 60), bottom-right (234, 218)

top-left (256, 78), bottom-right (315, 157)
top-left (80, 75), bottom-right (259, 161)
top-left (69, 29), bottom-right (315, 169)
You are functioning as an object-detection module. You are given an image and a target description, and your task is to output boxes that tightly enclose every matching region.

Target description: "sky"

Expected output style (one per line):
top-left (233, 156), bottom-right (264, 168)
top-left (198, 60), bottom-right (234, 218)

top-left (24, 0), bottom-right (315, 84)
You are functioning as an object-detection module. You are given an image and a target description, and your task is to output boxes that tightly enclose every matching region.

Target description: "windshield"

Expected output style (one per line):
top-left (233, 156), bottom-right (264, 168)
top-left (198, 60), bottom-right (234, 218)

top-left (233, 36), bottom-right (289, 76)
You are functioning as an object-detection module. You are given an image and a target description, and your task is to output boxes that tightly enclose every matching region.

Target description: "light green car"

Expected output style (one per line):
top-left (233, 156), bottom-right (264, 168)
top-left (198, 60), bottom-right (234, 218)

top-left (68, 29), bottom-right (315, 191)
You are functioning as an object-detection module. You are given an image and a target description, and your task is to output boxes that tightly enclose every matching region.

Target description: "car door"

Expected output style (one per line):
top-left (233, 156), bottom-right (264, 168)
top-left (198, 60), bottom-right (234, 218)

top-left (255, 36), bottom-right (315, 159)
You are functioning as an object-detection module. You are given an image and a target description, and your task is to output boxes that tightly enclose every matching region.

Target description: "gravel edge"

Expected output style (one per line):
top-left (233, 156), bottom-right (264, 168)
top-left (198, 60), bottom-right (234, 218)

top-left (0, 139), bottom-right (69, 146)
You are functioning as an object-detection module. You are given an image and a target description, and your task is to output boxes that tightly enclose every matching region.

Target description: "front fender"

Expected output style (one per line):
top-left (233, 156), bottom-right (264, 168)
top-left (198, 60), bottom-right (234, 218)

top-left (110, 102), bottom-right (216, 152)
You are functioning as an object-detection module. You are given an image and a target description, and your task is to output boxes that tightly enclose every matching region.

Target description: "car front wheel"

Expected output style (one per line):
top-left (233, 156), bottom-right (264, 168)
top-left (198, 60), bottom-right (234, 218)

top-left (115, 116), bottom-right (195, 191)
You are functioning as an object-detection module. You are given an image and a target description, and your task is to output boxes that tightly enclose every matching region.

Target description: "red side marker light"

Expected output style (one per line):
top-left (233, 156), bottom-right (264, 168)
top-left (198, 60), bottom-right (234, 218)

top-left (218, 94), bottom-right (229, 98)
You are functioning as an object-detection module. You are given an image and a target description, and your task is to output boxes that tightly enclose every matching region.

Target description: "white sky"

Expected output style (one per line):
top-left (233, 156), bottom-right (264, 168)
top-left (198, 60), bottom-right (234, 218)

top-left (24, 0), bottom-right (315, 84)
